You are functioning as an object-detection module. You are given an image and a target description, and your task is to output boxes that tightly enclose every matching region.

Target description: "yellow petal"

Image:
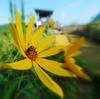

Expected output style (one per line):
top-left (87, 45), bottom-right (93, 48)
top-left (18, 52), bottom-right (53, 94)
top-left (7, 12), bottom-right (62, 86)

top-left (65, 58), bottom-right (91, 80)
top-left (33, 62), bottom-right (64, 98)
top-left (36, 58), bottom-right (75, 77)
top-left (16, 10), bottom-right (25, 50)
top-left (31, 26), bottom-right (45, 46)
top-left (10, 23), bottom-right (19, 48)
top-left (70, 51), bottom-right (81, 57)
top-left (66, 37), bottom-right (85, 57)
top-left (65, 58), bottom-right (82, 70)
top-left (26, 16), bottom-right (35, 47)
top-left (5, 58), bottom-right (32, 70)
top-left (10, 23), bottom-right (26, 57)
top-left (55, 35), bottom-right (70, 46)
top-left (37, 35), bottom-right (56, 53)
top-left (65, 58), bottom-right (83, 74)
top-left (38, 46), bottom-right (63, 57)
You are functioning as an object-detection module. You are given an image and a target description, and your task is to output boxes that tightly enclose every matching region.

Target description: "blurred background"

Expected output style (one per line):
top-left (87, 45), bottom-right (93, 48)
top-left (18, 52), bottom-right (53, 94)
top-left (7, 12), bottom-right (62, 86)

top-left (0, 0), bottom-right (100, 99)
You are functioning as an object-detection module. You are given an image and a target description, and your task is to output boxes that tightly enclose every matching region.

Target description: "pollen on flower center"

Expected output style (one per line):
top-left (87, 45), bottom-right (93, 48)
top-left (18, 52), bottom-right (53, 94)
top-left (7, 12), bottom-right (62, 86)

top-left (26, 46), bottom-right (38, 61)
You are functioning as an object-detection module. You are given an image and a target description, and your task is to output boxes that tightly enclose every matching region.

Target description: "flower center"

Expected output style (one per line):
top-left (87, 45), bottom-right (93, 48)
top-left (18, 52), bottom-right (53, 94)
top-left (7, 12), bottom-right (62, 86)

top-left (26, 46), bottom-right (38, 61)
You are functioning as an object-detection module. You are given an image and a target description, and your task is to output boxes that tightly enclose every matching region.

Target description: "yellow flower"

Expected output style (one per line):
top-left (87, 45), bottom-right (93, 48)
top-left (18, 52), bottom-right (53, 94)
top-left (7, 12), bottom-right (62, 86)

top-left (2, 10), bottom-right (75, 98)
top-left (49, 19), bottom-right (55, 29)
top-left (64, 37), bottom-right (91, 80)
top-left (55, 35), bottom-right (70, 46)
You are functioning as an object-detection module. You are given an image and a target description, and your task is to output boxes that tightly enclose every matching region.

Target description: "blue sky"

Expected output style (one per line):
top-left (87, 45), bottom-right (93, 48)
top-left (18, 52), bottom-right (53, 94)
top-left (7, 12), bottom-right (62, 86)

top-left (0, 0), bottom-right (100, 25)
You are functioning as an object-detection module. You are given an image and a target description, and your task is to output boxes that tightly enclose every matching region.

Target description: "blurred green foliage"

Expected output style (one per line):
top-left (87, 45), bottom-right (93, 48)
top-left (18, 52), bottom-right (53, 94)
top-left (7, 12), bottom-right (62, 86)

top-left (84, 20), bottom-right (100, 42)
top-left (73, 20), bottom-right (100, 43)
top-left (66, 20), bottom-right (100, 44)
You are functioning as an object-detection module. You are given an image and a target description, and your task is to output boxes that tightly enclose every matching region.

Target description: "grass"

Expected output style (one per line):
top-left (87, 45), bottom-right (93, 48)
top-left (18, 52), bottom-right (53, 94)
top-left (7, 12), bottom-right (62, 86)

top-left (80, 46), bottom-right (100, 76)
